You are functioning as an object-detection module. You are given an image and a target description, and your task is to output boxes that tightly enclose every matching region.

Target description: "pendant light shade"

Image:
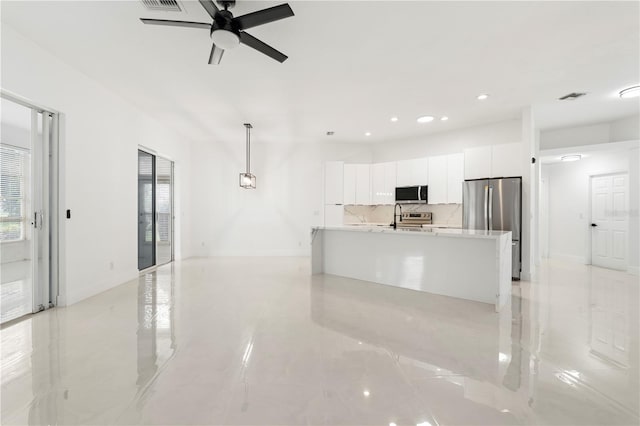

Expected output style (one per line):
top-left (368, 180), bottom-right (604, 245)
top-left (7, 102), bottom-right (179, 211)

top-left (239, 123), bottom-right (256, 189)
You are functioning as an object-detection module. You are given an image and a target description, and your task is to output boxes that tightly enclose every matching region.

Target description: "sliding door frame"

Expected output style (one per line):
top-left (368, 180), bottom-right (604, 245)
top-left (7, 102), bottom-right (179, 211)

top-left (1, 89), bottom-right (62, 312)
top-left (137, 146), bottom-right (174, 272)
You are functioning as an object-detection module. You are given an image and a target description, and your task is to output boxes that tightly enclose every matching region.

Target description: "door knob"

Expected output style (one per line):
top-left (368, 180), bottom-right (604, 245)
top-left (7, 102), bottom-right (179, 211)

top-left (591, 223), bottom-right (598, 227)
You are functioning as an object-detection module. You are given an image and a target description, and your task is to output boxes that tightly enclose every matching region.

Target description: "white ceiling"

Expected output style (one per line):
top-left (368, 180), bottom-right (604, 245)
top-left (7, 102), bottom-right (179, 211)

top-left (1, 1), bottom-right (638, 145)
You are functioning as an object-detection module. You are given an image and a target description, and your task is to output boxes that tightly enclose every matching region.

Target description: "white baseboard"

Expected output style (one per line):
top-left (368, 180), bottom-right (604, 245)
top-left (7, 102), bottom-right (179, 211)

top-left (549, 252), bottom-right (588, 264)
top-left (628, 266), bottom-right (640, 276)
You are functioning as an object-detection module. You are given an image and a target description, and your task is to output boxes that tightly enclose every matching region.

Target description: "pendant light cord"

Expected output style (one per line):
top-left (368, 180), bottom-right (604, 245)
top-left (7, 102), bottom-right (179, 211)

top-left (244, 123), bottom-right (252, 174)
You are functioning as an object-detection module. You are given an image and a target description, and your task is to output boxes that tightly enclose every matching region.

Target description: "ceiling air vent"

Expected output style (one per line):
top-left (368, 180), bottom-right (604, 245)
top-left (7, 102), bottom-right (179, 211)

top-left (558, 92), bottom-right (587, 101)
top-left (140, 0), bottom-right (182, 12)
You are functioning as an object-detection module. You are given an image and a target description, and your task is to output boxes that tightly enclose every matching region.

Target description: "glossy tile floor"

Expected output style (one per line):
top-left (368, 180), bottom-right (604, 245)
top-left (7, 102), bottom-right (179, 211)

top-left (1, 260), bottom-right (32, 323)
top-left (1, 258), bottom-right (638, 425)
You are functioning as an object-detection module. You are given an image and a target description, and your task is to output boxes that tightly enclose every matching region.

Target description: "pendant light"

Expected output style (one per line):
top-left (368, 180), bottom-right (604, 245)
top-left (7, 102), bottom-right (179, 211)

top-left (239, 123), bottom-right (256, 189)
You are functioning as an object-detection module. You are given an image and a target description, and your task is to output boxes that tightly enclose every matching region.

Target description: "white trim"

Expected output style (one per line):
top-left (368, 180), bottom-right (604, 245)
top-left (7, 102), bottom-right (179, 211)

top-left (0, 89), bottom-right (59, 114)
top-left (628, 266), bottom-right (639, 276)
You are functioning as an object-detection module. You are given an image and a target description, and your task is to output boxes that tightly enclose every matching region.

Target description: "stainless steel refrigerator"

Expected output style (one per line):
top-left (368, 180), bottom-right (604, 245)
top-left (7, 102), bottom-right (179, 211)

top-left (462, 177), bottom-right (522, 280)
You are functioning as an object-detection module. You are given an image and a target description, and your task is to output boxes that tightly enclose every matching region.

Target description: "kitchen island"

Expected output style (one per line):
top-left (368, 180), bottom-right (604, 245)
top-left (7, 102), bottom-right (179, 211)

top-left (311, 226), bottom-right (512, 311)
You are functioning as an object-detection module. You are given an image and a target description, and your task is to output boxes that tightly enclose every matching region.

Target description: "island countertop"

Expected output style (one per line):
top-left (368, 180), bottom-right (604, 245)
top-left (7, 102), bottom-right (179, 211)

top-left (311, 225), bottom-right (512, 311)
top-left (312, 225), bottom-right (511, 240)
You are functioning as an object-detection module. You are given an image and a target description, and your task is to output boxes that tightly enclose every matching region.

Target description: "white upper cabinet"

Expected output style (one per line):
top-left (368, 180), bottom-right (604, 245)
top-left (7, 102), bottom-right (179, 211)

top-left (324, 161), bottom-right (344, 205)
top-left (372, 162), bottom-right (397, 205)
top-left (464, 143), bottom-right (523, 180)
top-left (491, 143), bottom-right (522, 178)
top-left (428, 155), bottom-right (448, 204)
top-left (343, 163), bottom-right (357, 205)
top-left (355, 164), bottom-right (371, 205)
top-left (396, 157), bottom-right (428, 187)
top-left (446, 153), bottom-right (464, 204)
top-left (464, 146), bottom-right (492, 180)
top-left (384, 162), bottom-right (397, 204)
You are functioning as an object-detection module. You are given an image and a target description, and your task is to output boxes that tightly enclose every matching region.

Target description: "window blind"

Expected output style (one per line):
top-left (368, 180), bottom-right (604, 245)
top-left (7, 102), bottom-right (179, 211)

top-left (0, 144), bottom-right (29, 242)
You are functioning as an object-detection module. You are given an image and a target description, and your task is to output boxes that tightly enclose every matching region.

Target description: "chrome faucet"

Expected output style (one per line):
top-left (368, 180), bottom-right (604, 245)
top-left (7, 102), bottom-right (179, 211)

top-left (392, 203), bottom-right (403, 229)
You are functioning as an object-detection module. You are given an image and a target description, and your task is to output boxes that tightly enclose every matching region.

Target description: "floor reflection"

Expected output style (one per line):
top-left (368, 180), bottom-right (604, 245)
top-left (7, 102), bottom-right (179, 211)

top-left (1, 260), bottom-right (33, 323)
top-left (0, 258), bottom-right (638, 425)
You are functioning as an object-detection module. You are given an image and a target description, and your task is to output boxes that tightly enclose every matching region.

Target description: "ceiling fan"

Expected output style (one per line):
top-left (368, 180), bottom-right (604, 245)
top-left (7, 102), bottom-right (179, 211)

top-left (140, 0), bottom-right (294, 64)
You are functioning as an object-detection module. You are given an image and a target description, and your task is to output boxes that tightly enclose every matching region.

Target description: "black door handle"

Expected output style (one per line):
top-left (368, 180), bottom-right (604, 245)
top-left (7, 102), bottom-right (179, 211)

top-left (591, 223), bottom-right (598, 227)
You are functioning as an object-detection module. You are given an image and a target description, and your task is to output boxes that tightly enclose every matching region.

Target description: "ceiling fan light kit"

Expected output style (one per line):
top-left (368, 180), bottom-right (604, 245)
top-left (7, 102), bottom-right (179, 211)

top-left (140, 0), bottom-right (294, 65)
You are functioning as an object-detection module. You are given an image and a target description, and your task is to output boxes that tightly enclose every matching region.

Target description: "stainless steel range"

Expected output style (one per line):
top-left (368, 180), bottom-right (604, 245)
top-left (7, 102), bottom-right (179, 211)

top-left (398, 211), bottom-right (432, 227)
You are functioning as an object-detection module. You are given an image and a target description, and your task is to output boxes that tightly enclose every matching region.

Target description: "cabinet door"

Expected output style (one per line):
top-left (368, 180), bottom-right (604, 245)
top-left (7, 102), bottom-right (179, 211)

top-left (396, 160), bottom-right (412, 187)
top-left (464, 146), bottom-right (492, 180)
top-left (428, 155), bottom-right (448, 204)
top-left (355, 164), bottom-right (371, 205)
top-left (324, 205), bottom-right (344, 226)
top-left (491, 143), bottom-right (522, 178)
top-left (447, 153), bottom-right (464, 204)
top-left (324, 161), bottom-right (344, 205)
top-left (384, 162), bottom-right (397, 204)
top-left (411, 157), bottom-right (429, 185)
top-left (343, 164), bottom-right (357, 205)
top-left (371, 163), bottom-right (385, 205)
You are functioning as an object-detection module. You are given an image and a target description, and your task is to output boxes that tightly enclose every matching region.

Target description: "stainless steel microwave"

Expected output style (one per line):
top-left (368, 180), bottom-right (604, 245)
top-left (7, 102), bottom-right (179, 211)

top-left (395, 185), bottom-right (428, 203)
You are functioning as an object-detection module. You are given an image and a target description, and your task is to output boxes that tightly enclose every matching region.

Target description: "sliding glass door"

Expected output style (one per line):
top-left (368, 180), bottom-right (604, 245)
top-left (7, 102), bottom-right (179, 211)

top-left (1, 95), bottom-right (57, 323)
top-left (138, 150), bottom-right (155, 270)
top-left (138, 150), bottom-right (173, 271)
top-left (156, 157), bottom-right (173, 266)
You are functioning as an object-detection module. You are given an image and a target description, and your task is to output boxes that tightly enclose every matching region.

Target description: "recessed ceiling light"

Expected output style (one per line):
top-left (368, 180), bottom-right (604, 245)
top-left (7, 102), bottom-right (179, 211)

top-left (363, 390), bottom-right (370, 397)
top-left (440, 116), bottom-right (449, 121)
top-left (561, 155), bottom-right (581, 162)
top-left (417, 115), bottom-right (434, 123)
top-left (365, 132), bottom-right (371, 136)
top-left (390, 117), bottom-right (398, 122)
top-left (619, 86), bottom-right (640, 99)
top-left (477, 94), bottom-right (489, 100)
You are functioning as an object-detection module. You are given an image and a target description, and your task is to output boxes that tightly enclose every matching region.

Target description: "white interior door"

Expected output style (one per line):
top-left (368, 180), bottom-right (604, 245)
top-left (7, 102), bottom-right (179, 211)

top-left (591, 174), bottom-right (628, 270)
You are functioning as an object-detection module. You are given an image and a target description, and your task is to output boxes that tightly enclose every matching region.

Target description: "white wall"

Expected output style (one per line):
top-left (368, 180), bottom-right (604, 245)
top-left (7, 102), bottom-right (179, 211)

top-left (540, 115), bottom-right (640, 150)
top-left (2, 25), bottom-right (194, 305)
top-left (189, 140), bottom-right (371, 256)
top-left (544, 150), bottom-right (635, 266)
top-left (371, 119), bottom-right (522, 162)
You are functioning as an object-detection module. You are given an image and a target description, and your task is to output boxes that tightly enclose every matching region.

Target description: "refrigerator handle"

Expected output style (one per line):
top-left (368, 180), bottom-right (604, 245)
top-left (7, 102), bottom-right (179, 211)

top-left (484, 185), bottom-right (489, 231)
top-left (488, 186), bottom-right (493, 231)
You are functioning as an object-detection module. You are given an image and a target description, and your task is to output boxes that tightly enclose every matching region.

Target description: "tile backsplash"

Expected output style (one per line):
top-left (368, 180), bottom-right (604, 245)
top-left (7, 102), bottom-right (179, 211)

top-left (344, 204), bottom-right (462, 227)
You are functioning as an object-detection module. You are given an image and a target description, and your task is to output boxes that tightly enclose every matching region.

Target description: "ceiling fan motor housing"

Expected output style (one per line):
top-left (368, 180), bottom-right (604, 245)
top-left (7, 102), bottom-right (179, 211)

top-left (211, 9), bottom-right (240, 36)
top-left (217, 0), bottom-right (236, 9)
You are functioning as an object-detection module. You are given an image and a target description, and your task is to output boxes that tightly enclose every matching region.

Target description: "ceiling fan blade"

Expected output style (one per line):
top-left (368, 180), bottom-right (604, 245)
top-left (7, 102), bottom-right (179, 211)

top-left (233, 4), bottom-right (294, 30)
top-left (239, 32), bottom-right (288, 63)
top-left (208, 43), bottom-right (224, 65)
top-left (198, 0), bottom-right (219, 20)
top-left (140, 18), bottom-right (210, 29)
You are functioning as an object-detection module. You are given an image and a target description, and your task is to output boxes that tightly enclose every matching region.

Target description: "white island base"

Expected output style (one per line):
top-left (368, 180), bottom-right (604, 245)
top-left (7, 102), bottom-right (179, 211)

top-left (311, 226), bottom-right (512, 312)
